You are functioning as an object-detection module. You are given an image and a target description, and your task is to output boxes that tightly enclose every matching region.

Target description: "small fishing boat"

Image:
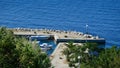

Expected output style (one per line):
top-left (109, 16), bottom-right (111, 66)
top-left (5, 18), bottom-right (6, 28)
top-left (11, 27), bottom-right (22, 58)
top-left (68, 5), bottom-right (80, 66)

top-left (40, 43), bottom-right (52, 49)
top-left (30, 35), bottom-right (50, 41)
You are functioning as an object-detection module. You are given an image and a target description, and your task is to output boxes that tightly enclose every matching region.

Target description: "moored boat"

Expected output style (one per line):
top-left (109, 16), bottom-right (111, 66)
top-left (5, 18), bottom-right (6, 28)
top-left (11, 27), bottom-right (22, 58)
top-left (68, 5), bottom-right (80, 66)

top-left (30, 35), bottom-right (50, 41)
top-left (40, 43), bottom-right (53, 49)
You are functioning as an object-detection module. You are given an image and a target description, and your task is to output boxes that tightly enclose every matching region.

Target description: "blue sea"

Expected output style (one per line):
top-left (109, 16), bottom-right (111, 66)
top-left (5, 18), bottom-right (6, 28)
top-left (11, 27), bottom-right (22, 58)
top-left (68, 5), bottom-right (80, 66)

top-left (0, 0), bottom-right (120, 47)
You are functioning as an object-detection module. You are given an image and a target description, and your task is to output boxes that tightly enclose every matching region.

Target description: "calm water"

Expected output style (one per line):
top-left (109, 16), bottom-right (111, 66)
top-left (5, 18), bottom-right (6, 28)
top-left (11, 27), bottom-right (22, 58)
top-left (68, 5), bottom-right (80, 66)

top-left (0, 0), bottom-right (120, 47)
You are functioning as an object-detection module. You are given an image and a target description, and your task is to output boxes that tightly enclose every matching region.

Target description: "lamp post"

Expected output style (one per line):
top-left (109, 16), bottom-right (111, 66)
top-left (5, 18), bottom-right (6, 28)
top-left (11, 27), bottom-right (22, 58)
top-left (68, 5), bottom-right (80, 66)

top-left (78, 56), bottom-right (81, 68)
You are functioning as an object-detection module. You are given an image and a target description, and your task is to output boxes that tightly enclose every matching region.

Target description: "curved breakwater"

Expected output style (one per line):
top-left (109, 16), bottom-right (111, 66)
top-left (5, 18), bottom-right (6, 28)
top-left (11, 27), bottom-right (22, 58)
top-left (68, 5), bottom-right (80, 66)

top-left (10, 28), bottom-right (105, 44)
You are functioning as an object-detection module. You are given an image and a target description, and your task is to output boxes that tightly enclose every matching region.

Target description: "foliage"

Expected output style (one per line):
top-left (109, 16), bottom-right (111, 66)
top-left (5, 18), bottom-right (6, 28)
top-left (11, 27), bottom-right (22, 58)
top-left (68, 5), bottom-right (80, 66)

top-left (62, 42), bottom-right (87, 67)
top-left (0, 27), bottom-right (18, 68)
top-left (0, 27), bottom-right (51, 68)
top-left (63, 42), bottom-right (120, 68)
top-left (16, 38), bottom-right (51, 68)
top-left (88, 46), bottom-right (120, 68)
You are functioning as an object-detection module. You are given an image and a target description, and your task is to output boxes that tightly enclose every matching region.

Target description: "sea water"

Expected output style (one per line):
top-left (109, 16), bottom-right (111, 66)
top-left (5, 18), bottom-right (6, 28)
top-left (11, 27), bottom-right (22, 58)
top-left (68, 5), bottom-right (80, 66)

top-left (0, 0), bottom-right (120, 47)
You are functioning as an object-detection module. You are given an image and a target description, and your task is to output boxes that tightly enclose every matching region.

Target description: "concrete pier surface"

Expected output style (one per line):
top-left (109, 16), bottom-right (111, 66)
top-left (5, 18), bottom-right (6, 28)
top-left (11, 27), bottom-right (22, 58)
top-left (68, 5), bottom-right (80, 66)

top-left (50, 43), bottom-right (69, 68)
top-left (11, 28), bottom-right (105, 41)
top-left (11, 28), bottom-right (85, 39)
top-left (11, 28), bottom-right (105, 44)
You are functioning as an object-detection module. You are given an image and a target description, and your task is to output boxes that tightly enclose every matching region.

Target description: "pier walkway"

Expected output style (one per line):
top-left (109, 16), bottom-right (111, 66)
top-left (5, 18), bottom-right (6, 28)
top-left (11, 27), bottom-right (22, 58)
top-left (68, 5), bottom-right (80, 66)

top-left (12, 28), bottom-right (105, 44)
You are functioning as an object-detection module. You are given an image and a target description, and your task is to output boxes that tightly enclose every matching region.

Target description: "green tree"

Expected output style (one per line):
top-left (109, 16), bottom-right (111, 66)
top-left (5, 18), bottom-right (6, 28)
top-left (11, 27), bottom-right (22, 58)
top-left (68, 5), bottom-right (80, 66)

top-left (16, 39), bottom-right (51, 68)
top-left (90, 46), bottom-right (120, 68)
top-left (0, 27), bottom-right (19, 68)
top-left (0, 27), bottom-right (51, 68)
top-left (62, 42), bottom-right (120, 68)
top-left (62, 42), bottom-right (87, 67)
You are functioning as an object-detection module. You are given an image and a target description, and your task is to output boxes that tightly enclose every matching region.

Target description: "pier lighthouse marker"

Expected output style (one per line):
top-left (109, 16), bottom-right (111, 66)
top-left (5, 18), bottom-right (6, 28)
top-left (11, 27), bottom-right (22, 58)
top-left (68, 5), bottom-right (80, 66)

top-left (86, 24), bottom-right (88, 42)
top-left (86, 24), bottom-right (88, 34)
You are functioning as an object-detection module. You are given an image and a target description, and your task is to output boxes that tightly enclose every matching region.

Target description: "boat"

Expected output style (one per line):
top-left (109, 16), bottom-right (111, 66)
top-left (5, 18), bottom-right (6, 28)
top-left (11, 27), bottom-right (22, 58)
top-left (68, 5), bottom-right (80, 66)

top-left (31, 41), bottom-right (40, 45)
top-left (40, 43), bottom-right (52, 49)
top-left (30, 35), bottom-right (50, 41)
top-left (41, 48), bottom-right (48, 52)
